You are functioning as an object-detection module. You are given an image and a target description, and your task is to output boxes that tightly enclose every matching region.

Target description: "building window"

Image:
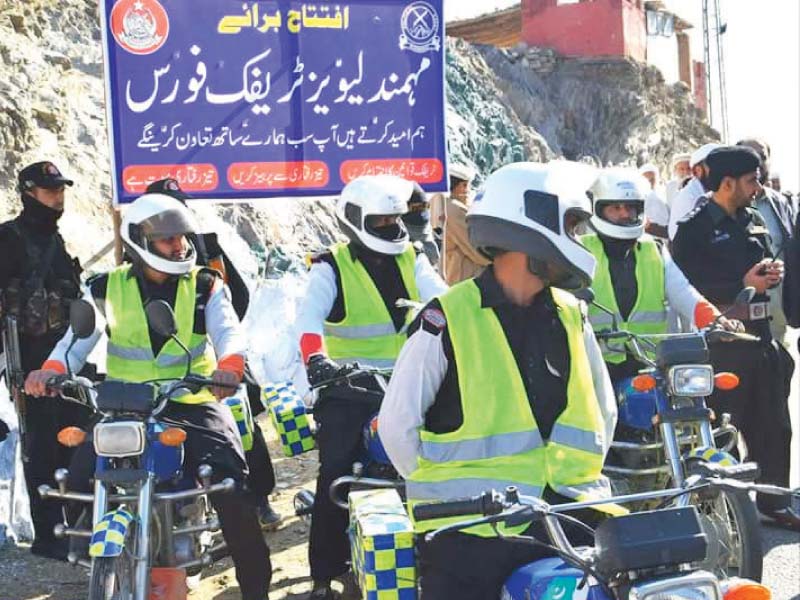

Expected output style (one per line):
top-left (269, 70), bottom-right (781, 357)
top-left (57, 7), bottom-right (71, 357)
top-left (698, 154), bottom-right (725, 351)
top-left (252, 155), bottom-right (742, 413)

top-left (646, 10), bottom-right (675, 37)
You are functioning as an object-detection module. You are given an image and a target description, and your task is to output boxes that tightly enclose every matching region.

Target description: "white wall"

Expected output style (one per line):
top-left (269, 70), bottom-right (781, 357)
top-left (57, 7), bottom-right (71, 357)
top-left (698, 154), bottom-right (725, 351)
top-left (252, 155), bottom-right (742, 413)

top-left (646, 33), bottom-right (680, 84)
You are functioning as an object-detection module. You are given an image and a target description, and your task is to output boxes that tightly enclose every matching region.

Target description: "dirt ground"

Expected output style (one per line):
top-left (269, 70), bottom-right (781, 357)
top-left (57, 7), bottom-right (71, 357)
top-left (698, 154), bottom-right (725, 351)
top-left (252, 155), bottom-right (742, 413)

top-left (0, 423), bottom-right (327, 600)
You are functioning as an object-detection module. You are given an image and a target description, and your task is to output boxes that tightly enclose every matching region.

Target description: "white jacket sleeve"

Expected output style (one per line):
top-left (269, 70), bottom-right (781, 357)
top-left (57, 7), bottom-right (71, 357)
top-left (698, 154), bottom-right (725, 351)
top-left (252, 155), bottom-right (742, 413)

top-left (414, 253), bottom-right (448, 301)
top-left (378, 324), bottom-right (448, 478)
top-left (205, 280), bottom-right (247, 359)
top-left (663, 245), bottom-right (703, 326)
top-left (46, 285), bottom-right (105, 373)
top-left (668, 179), bottom-right (706, 240)
top-left (584, 320), bottom-right (617, 457)
top-left (295, 262), bottom-right (337, 338)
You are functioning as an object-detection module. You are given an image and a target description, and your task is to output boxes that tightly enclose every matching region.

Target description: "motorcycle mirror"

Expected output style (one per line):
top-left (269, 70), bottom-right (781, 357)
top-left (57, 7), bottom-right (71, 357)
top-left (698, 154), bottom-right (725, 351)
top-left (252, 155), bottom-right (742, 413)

top-left (735, 286), bottom-right (756, 307)
top-left (69, 300), bottom-right (96, 340)
top-left (575, 289), bottom-right (618, 331)
top-left (65, 299), bottom-right (96, 377)
top-left (145, 300), bottom-right (178, 337)
top-left (145, 300), bottom-right (192, 378)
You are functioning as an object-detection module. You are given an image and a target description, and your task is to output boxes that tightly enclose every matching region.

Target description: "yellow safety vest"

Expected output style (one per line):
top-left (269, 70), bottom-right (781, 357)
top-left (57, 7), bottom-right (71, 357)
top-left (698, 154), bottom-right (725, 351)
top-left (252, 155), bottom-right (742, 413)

top-left (324, 242), bottom-right (420, 368)
top-left (581, 234), bottom-right (667, 364)
top-left (104, 265), bottom-right (217, 404)
top-left (406, 280), bottom-right (622, 536)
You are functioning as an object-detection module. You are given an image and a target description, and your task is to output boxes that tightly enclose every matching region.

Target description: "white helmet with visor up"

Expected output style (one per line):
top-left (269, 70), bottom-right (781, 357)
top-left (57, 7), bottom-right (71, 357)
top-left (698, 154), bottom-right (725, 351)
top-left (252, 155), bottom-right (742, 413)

top-left (589, 168), bottom-right (648, 240)
top-left (467, 161), bottom-right (597, 290)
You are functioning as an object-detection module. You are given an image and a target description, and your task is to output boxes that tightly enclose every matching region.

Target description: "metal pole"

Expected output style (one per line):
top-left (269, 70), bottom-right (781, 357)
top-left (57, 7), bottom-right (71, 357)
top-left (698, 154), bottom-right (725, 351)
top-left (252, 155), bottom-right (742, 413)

top-left (713, 0), bottom-right (730, 141)
top-left (702, 0), bottom-right (713, 126)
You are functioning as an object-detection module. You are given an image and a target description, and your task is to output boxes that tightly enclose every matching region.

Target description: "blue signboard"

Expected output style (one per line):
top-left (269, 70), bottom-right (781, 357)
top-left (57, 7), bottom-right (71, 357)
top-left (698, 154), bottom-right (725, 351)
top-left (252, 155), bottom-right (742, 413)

top-left (100, 0), bottom-right (447, 204)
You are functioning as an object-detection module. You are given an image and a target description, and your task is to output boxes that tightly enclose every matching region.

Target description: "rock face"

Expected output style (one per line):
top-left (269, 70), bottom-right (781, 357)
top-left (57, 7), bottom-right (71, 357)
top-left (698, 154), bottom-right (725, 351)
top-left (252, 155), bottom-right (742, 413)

top-left (478, 44), bottom-right (720, 170)
top-left (0, 2), bottom-right (717, 269)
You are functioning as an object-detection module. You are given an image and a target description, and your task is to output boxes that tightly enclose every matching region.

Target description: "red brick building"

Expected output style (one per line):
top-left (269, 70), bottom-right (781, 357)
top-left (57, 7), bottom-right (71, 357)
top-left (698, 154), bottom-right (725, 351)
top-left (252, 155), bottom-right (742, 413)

top-left (448, 0), bottom-right (707, 117)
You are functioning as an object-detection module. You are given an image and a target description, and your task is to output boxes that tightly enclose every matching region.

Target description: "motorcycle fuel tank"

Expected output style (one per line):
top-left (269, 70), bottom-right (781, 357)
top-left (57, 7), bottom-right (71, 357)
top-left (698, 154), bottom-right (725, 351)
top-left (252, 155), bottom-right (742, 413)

top-left (502, 557), bottom-right (609, 600)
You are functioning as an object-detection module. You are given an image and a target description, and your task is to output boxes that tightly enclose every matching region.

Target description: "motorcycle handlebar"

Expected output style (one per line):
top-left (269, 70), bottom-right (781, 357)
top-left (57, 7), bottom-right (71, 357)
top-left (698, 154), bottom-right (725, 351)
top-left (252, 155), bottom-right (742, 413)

top-left (310, 366), bottom-right (393, 391)
top-left (423, 478), bottom-right (800, 539)
top-left (413, 491), bottom-right (506, 522)
top-left (705, 329), bottom-right (761, 344)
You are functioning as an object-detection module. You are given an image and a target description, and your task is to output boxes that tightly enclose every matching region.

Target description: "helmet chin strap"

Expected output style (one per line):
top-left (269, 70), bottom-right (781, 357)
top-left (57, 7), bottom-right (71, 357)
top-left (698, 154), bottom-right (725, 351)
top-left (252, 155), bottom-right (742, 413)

top-left (527, 257), bottom-right (552, 286)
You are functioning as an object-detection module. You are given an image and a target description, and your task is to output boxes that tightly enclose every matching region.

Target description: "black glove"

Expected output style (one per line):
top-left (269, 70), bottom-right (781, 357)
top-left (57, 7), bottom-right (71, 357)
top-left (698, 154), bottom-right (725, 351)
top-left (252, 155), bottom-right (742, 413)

top-left (306, 354), bottom-right (348, 387)
top-left (0, 419), bottom-right (9, 443)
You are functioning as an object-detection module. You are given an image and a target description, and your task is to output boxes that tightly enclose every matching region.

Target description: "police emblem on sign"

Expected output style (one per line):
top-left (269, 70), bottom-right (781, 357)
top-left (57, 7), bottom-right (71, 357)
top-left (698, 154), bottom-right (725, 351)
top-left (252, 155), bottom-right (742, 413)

top-left (109, 0), bottom-right (169, 55)
top-left (399, 1), bottom-right (441, 54)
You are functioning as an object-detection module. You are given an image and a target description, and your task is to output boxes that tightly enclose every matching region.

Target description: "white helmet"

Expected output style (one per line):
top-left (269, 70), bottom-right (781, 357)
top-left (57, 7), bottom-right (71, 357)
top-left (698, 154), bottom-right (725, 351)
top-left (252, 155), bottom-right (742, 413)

top-left (467, 161), bottom-right (597, 290)
top-left (589, 168), bottom-right (648, 240)
top-left (121, 193), bottom-right (199, 275)
top-left (336, 175), bottom-right (411, 255)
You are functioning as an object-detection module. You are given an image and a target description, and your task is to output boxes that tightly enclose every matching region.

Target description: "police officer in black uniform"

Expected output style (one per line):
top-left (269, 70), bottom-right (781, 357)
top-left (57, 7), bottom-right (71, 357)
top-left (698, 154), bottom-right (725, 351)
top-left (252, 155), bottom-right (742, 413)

top-left (144, 178), bottom-right (281, 529)
top-left (672, 146), bottom-right (799, 531)
top-left (0, 161), bottom-right (89, 559)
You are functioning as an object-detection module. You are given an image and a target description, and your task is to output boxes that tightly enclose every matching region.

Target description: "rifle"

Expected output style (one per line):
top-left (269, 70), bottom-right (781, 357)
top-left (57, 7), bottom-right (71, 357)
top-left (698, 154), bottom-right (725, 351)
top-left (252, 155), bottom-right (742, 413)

top-left (1, 315), bottom-right (27, 462)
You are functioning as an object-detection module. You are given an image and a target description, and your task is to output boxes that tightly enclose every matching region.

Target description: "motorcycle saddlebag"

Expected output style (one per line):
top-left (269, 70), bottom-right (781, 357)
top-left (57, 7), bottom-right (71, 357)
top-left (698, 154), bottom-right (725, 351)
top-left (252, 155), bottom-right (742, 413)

top-left (594, 506), bottom-right (707, 575)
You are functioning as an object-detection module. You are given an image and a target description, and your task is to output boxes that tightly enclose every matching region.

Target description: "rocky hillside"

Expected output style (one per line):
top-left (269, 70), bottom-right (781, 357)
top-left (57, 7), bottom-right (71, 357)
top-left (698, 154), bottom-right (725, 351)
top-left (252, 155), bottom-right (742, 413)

top-left (0, 1), bottom-right (716, 270)
top-left (478, 42), bottom-right (719, 168)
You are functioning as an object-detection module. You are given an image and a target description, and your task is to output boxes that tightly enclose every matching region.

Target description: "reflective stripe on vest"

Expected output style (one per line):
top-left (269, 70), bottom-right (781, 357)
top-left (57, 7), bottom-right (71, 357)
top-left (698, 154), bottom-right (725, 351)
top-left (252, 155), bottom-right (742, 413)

top-left (324, 242), bottom-right (420, 366)
top-left (581, 234), bottom-right (668, 364)
top-left (406, 280), bottom-right (618, 536)
top-left (105, 265), bottom-right (217, 404)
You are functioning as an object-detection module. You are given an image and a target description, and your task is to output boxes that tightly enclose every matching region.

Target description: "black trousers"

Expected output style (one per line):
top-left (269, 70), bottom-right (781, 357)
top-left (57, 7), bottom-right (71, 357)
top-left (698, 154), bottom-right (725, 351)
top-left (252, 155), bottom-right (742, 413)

top-left (66, 401), bottom-right (271, 600)
top-left (417, 496), bottom-right (598, 600)
top-left (245, 373), bottom-right (276, 498)
top-left (708, 338), bottom-right (794, 513)
top-left (309, 382), bottom-right (382, 581)
top-left (22, 394), bottom-right (89, 546)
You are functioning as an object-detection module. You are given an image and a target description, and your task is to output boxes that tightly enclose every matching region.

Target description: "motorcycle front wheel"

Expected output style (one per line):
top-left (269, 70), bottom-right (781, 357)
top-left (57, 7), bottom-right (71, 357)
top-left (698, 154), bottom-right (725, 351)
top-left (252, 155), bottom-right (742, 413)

top-left (684, 462), bottom-right (763, 582)
top-left (88, 549), bottom-right (135, 600)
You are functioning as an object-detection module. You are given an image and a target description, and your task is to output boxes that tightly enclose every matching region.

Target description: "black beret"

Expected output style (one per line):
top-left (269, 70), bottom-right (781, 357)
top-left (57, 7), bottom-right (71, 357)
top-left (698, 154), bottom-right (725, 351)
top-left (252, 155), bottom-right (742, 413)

top-left (145, 178), bottom-right (190, 202)
top-left (706, 146), bottom-right (761, 191)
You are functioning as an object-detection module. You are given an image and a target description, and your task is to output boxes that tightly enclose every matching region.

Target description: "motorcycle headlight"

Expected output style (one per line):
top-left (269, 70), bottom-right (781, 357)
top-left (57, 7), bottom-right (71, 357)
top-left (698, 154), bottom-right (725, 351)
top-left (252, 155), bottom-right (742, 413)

top-left (668, 365), bottom-right (714, 397)
top-left (630, 572), bottom-right (722, 600)
top-left (94, 422), bottom-right (146, 457)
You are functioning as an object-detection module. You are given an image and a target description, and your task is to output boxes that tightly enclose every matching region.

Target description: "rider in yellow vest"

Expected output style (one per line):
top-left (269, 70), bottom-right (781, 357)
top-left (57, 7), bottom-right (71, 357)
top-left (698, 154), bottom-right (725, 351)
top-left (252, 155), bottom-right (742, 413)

top-left (582, 168), bottom-right (740, 382)
top-left (26, 193), bottom-right (272, 600)
top-left (378, 162), bottom-right (618, 600)
top-left (296, 175), bottom-right (447, 600)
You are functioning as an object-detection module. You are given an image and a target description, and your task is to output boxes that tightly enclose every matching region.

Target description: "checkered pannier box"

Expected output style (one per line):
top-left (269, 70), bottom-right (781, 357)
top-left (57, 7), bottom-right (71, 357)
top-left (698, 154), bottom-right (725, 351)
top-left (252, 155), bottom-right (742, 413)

top-left (349, 489), bottom-right (416, 600)
top-left (263, 381), bottom-right (315, 457)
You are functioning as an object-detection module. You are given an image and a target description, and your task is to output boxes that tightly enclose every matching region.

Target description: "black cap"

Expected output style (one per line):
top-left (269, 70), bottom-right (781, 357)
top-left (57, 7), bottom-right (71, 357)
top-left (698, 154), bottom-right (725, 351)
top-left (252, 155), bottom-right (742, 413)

top-left (18, 161), bottom-right (74, 191)
top-left (705, 146), bottom-right (761, 191)
top-left (145, 178), bottom-right (191, 202)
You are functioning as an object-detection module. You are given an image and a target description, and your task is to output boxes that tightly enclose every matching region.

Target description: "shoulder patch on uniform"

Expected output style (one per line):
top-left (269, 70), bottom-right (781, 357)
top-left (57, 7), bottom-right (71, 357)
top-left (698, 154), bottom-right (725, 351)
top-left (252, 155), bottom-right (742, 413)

top-left (422, 308), bottom-right (447, 330)
top-left (679, 198), bottom-right (709, 223)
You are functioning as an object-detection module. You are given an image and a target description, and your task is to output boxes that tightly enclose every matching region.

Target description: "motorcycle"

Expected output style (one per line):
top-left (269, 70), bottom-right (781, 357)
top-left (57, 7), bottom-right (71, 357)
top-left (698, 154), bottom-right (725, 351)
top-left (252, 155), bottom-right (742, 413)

top-left (412, 474), bottom-right (799, 599)
top-left (293, 365), bottom-right (402, 518)
top-left (38, 299), bottom-right (239, 600)
top-left (586, 287), bottom-right (765, 580)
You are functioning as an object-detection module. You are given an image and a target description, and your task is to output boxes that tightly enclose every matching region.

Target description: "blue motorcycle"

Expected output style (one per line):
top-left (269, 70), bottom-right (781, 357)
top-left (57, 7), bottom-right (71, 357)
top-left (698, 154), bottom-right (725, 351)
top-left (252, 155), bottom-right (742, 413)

top-left (589, 288), bottom-right (764, 581)
top-left (413, 478), bottom-right (798, 600)
top-left (39, 299), bottom-right (238, 600)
